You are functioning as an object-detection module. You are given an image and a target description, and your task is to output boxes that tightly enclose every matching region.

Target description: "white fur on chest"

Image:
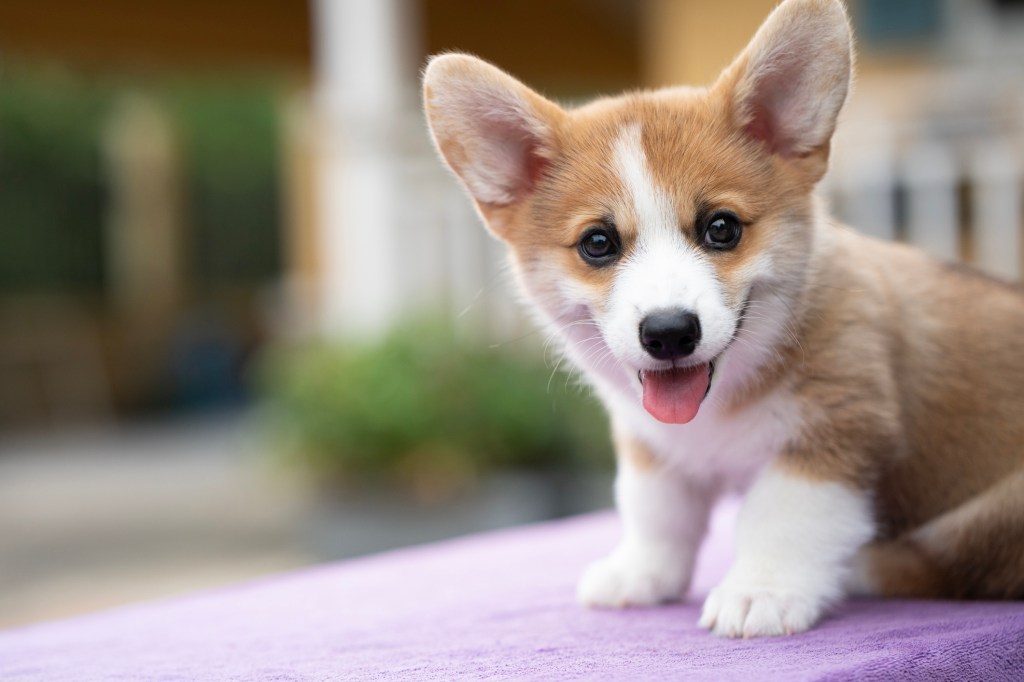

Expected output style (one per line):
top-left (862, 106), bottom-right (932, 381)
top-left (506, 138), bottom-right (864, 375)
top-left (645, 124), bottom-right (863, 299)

top-left (556, 282), bottom-right (804, 489)
top-left (605, 380), bottom-right (800, 487)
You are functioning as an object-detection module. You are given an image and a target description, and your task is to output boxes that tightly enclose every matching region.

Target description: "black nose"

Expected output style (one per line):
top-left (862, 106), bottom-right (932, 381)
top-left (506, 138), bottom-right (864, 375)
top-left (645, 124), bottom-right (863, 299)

top-left (639, 309), bottom-right (701, 360)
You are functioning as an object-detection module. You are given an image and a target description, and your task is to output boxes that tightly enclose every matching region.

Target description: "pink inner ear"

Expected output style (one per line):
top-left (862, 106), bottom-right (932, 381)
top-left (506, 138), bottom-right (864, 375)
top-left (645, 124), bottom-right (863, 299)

top-left (522, 140), bottom-right (550, 191)
top-left (481, 119), bottom-right (550, 203)
top-left (744, 103), bottom-right (777, 152)
top-left (742, 71), bottom-right (804, 158)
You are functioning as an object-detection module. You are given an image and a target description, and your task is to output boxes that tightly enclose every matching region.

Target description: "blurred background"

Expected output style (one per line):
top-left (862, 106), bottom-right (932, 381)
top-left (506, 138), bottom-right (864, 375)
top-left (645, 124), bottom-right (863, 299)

top-left (1, 0), bottom-right (1022, 628)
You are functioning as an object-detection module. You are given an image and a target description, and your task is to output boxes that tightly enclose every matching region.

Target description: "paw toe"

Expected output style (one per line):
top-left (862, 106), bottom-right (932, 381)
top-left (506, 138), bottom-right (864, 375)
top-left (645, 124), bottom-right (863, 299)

top-left (700, 586), bottom-right (823, 638)
top-left (577, 551), bottom-right (687, 609)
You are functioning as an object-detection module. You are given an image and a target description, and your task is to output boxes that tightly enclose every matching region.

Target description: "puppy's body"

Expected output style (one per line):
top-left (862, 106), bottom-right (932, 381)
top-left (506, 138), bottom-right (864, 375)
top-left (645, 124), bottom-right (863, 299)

top-left (424, 0), bottom-right (1024, 637)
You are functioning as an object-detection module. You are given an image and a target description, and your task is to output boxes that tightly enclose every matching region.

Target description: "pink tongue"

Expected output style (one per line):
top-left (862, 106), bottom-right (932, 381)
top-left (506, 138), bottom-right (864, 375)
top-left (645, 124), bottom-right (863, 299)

top-left (641, 365), bottom-right (711, 424)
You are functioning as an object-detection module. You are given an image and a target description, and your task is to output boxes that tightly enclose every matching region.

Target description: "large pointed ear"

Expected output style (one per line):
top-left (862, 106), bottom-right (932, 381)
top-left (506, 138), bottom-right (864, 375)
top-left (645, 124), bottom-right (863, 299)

top-left (715, 0), bottom-right (852, 167)
top-left (422, 54), bottom-right (564, 208)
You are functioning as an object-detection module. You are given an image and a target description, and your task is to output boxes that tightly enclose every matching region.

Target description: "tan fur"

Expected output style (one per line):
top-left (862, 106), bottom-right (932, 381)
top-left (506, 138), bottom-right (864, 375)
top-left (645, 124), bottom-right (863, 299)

top-left (424, 0), bottom-right (1024, 601)
top-left (613, 423), bottom-right (661, 473)
top-left (862, 468), bottom-right (1024, 598)
top-left (854, 540), bottom-right (951, 598)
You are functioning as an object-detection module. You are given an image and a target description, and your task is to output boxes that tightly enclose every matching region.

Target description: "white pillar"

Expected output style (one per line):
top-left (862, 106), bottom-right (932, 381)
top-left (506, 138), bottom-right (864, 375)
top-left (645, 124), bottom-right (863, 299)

top-left (102, 94), bottom-right (184, 314)
top-left (967, 140), bottom-right (1021, 281)
top-left (832, 143), bottom-right (898, 242)
top-left (900, 143), bottom-right (959, 263)
top-left (312, 0), bottom-right (420, 338)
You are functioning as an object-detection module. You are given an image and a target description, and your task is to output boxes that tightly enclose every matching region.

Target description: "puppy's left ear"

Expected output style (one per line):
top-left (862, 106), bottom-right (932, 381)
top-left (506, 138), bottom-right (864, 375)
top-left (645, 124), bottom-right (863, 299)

top-left (714, 0), bottom-right (852, 176)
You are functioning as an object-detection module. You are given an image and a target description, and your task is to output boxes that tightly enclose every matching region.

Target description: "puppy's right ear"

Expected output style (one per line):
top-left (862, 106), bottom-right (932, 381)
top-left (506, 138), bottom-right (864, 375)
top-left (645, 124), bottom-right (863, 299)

top-left (423, 54), bottom-right (564, 211)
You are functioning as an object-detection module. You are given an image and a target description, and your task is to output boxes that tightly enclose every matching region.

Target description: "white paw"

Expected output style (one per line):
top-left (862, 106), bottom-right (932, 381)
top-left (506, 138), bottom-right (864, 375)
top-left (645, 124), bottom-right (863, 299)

top-left (577, 545), bottom-right (690, 608)
top-left (698, 582), bottom-right (825, 638)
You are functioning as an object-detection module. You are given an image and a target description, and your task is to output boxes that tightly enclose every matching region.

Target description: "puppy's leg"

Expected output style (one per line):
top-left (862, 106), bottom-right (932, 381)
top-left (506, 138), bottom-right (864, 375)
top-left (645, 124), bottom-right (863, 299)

top-left (577, 432), bottom-right (713, 608)
top-left (699, 465), bottom-right (874, 637)
top-left (850, 466), bottom-right (1024, 599)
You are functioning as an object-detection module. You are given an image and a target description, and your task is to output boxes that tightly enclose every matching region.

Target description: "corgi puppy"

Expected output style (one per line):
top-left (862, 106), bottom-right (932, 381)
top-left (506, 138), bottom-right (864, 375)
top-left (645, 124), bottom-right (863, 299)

top-left (422, 0), bottom-right (1024, 637)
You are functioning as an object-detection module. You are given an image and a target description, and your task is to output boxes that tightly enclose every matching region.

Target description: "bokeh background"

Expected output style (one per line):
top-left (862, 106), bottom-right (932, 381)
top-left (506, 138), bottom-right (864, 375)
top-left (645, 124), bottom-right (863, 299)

top-left (2, 0), bottom-right (1023, 628)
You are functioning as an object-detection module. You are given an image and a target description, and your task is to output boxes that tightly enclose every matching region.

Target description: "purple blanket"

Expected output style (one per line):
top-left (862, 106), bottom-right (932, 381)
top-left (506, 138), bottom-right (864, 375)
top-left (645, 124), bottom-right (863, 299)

top-left (2, 502), bottom-right (1022, 681)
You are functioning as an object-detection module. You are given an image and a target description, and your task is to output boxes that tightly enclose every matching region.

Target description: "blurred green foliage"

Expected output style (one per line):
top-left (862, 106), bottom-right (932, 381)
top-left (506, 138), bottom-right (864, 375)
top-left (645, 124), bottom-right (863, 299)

top-left (261, 321), bottom-right (614, 492)
top-left (0, 65), bottom-right (283, 294)
top-left (0, 68), bottom-right (108, 292)
top-left (168, 80), bottom-right (283, 290)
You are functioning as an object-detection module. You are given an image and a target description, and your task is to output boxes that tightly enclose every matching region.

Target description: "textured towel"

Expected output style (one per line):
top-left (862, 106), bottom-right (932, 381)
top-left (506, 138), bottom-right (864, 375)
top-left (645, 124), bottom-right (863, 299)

top-left (2, 501), bottom-right (1022, 681)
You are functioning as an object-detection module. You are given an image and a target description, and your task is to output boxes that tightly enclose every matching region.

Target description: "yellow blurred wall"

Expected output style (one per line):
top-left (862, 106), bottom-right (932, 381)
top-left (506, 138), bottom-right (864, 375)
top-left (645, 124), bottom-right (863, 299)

top-left (642, 0), bottom-right (778, 88)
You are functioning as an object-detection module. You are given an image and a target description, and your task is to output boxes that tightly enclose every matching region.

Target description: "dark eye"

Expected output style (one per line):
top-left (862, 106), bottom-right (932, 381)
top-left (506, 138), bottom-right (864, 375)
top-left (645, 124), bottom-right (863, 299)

top-left (578, 225), bottom-right (620, 265)
top-left (703, 212), bottom-right (743, 250)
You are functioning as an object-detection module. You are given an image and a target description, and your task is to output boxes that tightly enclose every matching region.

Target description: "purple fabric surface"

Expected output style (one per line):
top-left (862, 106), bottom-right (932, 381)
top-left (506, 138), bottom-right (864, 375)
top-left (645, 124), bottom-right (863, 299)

top-left (2, 502), bottom-right (1022, 681)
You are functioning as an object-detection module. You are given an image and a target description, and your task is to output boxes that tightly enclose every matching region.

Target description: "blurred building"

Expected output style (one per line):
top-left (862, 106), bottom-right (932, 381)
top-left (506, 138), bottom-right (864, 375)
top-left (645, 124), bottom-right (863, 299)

top-left (0, 0), bottom-right (312, 427)
top-left (1, 0), bottom-right (1022, 429)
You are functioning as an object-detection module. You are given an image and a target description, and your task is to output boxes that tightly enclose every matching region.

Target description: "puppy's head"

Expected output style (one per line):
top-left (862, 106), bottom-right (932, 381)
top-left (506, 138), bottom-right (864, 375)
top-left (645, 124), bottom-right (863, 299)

top-left (423, 0), bottom-right (852, 424)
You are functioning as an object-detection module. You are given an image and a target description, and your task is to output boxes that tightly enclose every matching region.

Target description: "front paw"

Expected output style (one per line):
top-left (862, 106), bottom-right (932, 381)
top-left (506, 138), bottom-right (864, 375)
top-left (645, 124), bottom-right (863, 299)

top-left (698, 581), bottom-right (825, 638)
top-left (577, 545), bottom-right (690, 608)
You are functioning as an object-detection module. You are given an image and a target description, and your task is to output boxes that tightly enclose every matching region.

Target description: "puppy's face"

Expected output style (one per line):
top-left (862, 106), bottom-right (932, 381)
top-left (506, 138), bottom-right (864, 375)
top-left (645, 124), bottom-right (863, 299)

top-left (515, 95), bottom-right (819, 424)
top-left (424, 0), bottom-right (851, 423)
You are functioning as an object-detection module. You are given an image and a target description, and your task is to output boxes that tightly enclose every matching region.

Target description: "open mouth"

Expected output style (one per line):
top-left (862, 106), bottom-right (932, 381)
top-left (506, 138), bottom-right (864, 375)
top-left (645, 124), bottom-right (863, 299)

top-left (638, 361), bottom-right (715, 424)
top-left (634, 293), bottom-right (749, 424)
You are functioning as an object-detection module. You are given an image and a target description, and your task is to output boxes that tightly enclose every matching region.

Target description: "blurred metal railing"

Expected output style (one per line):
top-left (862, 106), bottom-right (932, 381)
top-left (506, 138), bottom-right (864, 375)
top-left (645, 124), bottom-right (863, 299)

top-left (828, 132), bottom-right (1023, 281)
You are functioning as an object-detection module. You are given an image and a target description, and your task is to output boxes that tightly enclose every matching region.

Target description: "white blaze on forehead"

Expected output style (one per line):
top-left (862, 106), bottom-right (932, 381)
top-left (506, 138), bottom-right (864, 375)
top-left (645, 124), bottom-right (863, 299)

top-left (612, 125), bottom-right (677, 237)
top-left (602, 123), bottom-right (736, 369)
